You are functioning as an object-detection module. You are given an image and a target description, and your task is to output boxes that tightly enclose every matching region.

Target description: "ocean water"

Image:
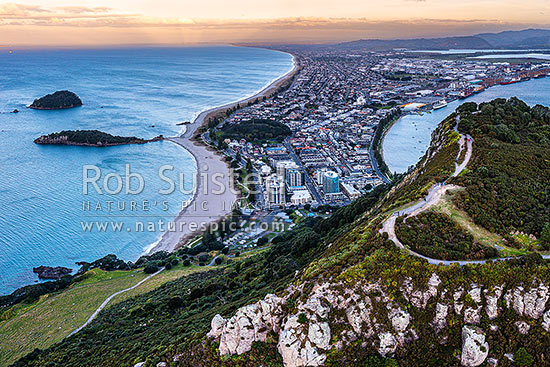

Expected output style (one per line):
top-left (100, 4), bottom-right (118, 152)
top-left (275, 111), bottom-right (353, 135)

top-left (0, 46), bottom-right (293, 294)
top-left (382, 77), bottom-right (550, 173)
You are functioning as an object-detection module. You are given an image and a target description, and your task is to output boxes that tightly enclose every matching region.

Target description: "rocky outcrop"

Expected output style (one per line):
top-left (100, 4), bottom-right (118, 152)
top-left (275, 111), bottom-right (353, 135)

top-left (207, 275), bottom-right (550, 367)
top-left (484, 285), bottom-right (504, 320)
top-left (461, 325), bottom-right (488, 367)
top-left (34, 130), bottom-right (163, 147)
top-left (32, 265), bottom-right (72, 280)
top-left (29, 90), bottom-right (82, 110)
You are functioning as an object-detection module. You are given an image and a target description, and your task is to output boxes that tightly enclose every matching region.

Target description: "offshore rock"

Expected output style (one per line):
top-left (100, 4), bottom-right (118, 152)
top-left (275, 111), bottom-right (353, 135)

top-left (29, 90), bottom-right (82, 110)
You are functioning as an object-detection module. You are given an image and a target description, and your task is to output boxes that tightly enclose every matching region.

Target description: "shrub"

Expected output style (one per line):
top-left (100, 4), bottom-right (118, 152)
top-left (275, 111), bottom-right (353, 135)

top-left (144, 263), bottom-right (159, 274)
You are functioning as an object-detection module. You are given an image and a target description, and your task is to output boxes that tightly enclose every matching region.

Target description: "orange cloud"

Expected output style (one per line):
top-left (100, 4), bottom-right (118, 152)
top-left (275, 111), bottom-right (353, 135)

top-left (0, 2), bottom-right (547, 46)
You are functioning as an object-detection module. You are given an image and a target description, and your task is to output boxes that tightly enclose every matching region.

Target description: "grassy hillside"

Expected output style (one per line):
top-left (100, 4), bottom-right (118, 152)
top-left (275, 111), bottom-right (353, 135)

top-left (453, 99), bottom-right (550, 240)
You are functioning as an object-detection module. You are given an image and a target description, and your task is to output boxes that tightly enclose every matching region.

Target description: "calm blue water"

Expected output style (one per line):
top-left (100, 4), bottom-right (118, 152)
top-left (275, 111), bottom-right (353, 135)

top-left (383, 77), bottom-right (550, 173)
top-left (0, 46), bottom-right (293, 294)
top-left (471, 53), bottom-right (550, 60)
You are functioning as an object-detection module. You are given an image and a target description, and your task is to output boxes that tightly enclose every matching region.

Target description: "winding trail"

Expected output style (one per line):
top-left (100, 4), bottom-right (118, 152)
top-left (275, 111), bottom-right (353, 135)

top-left (67, 268), bottom-right (164, 338)
top-left (380, 116), bottom-right (491, 265)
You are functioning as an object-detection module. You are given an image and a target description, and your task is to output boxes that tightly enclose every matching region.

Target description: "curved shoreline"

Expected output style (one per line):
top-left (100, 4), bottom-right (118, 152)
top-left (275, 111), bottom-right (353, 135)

top-left (381, 77), bottom-right (550, 174)
top-left (149, 52), bottom-right (299, 253)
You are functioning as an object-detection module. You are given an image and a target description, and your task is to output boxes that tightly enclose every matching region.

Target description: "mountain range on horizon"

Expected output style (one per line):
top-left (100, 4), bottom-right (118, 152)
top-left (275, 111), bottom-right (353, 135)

top-left (335, 28), bottom-right (550, 50)
top-left (259, 28), bottom-right (550, 51)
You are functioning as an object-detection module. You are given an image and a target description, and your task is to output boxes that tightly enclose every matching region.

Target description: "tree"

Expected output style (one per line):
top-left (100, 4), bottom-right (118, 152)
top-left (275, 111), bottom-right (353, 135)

top-left (214, 257), bottom-right (223, 265)
top-left (144, 262), bottom-right (159, 274)
top-left (514, 347), bottom-right (534, 366)
top-left (183, 259), bottom-right (191, 266)
top-left (257, 236), bottom-right (269, 246)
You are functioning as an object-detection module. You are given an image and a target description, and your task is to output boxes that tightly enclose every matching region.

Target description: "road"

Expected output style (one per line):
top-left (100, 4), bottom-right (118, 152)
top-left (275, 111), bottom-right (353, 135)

top-left (283, 139), bottom-right (323, 204)
top-left (379, 115), bottom-right (496, 266)
top-left (67, 268), bottom-right (164, 338)
top-left (369, 135), bottom-right (392, 184)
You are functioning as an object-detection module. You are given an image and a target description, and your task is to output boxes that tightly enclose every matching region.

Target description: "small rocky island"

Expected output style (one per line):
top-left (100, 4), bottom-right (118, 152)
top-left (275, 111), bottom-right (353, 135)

top-left (34, 130), bottom-right (164, 147)
top-left (29, 90), bottom-right (82, 110)
top-left (33, 266), bottom-right (72, 280)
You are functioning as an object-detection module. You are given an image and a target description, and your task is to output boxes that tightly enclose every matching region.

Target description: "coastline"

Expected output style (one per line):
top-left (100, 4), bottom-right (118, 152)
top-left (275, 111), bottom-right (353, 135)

top-left (149, 53), bottom-right (300, 253)
top-left (380, 76), bottom-right (549, 174)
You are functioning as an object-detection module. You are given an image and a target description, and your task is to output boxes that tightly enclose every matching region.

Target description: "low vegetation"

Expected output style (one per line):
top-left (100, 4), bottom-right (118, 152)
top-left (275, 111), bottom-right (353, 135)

top-left (395, 211), bottom-right (498, 260)
top-left (217, 119), bottom-right (291, 144)
top-left (454, 98), bottom-right (550, 239)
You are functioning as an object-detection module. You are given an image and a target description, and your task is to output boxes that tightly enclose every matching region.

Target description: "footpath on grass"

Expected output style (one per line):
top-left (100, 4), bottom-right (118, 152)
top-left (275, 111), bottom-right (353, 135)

top-left (381, 116), bottom-right (500, 265)
top-left (67, 268), bottom-right (164, 337)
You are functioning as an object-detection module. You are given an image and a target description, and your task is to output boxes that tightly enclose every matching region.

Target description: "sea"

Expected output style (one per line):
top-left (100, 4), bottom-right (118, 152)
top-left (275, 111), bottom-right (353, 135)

top-left (0, 46), bottom-right (294, 294)
top-left (382, 76), bottom-right (550, 173)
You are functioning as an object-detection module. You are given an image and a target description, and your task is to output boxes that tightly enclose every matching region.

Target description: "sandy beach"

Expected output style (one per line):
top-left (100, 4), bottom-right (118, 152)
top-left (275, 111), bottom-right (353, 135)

top-left (150, 54), bottom-right (300, 253)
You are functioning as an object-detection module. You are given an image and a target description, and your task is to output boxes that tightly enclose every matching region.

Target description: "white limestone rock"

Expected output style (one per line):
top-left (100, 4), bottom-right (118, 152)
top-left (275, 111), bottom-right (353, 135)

top-left (207, 314), bottom-right (226, 339)
top-left (308, 322), bottom-right (331, 350)
top-left (389, 308), bottom-right (410, 333)
top-left (464, 306), bottom-right (482, 324)
top-left (542, 309), bottom-right (550, 331)
top-left (523, 283), bottom-right (549, 319)
top-left (504, 287), bottom-right (524, 316)
top-left (514, 321), bottom-right (530, 335)
top-left (433, 303), bottom-right (448, 332)
top-left (278, 315), bottom-right (327, 367)
top-left (377, 332), bottom-right (397, 357)
top-left (401, 274), bottom-right (441, 309)
top-left (484, 285), bottom-right (503, 320)
top-left (468, 286), bottom-right (482, 304)
top-left (461, 326), bottom-right (489, 367)
top-left (454, 288), bottom-right (465, 315)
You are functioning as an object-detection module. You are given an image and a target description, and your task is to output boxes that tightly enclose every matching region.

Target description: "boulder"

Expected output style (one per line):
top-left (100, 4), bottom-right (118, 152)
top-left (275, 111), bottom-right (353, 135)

top-left (461, 326), bottom-right (488, 367)
top-left (32, 265), bottom-right (72, 280)
top-left (514, 321), bottom-right (530, 335)
top-left (377, 332), bottom-right (397, 357)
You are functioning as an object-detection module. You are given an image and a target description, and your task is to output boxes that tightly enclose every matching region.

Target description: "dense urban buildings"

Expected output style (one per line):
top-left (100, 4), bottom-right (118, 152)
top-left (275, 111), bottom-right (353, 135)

top-left (209, 48), bottom-right (550, 210)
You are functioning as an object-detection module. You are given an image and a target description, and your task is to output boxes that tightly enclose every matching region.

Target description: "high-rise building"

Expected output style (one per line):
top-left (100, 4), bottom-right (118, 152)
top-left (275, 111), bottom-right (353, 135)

top-left (276, 161), bottom-right (294, 180)
top-left (285, 165), bottom-right (303, 188)
top-left (322, 171), bottom-right (340, 194)
top-left (266, 174), bottom-right (285, 208)
top-left (276, 160), bottom-right (303, 188)
top-left (316, 168), bottom-right (328, 185)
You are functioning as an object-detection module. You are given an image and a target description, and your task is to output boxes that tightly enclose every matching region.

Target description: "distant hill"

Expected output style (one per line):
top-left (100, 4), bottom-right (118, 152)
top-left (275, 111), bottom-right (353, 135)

top-left (335, 36), bottom-right (491, 51)
top-left (477, 28), bottom-right (550, 49)
top-left (331, 28), bottom-right (550, 50)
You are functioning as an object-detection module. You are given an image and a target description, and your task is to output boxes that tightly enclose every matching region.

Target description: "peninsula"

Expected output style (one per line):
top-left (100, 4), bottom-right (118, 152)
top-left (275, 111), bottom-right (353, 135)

top-left (29, 90), bottom-right (83, 110)
top-left (34, 130), bottom-right (163, 147)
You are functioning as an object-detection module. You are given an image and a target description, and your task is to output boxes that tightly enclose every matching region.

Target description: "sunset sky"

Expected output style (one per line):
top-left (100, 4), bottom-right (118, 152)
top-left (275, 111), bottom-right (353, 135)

top-left (1, 0), bottom-right (549, 46)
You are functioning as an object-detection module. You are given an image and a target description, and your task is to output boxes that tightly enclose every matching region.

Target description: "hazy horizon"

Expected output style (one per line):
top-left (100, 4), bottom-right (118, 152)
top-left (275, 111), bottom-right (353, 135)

top-left (1, 0), bottom-right (550, 46)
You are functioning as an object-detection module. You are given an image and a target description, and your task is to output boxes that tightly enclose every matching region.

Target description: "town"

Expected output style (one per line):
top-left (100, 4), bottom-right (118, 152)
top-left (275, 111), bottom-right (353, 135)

top-left (203, 49), bottom-right (549, 214)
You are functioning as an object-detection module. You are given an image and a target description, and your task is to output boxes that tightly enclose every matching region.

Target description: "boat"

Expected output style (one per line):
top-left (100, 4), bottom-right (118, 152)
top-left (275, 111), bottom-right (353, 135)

top-left (500, 77), bottom-right (520, 85)
top-left (535, 73), bottom-right (547, 79)
top-left (473, 85), bottom-right (485, 94)
top-left (432, 100), bottom-right (448, 110)
top-left (458, 89), bottom-right (473, 99)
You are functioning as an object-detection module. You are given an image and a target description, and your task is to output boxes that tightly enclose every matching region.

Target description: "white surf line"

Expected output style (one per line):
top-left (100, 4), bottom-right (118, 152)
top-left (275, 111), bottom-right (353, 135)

top-left (67, 268), bottom-right (164, 338)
